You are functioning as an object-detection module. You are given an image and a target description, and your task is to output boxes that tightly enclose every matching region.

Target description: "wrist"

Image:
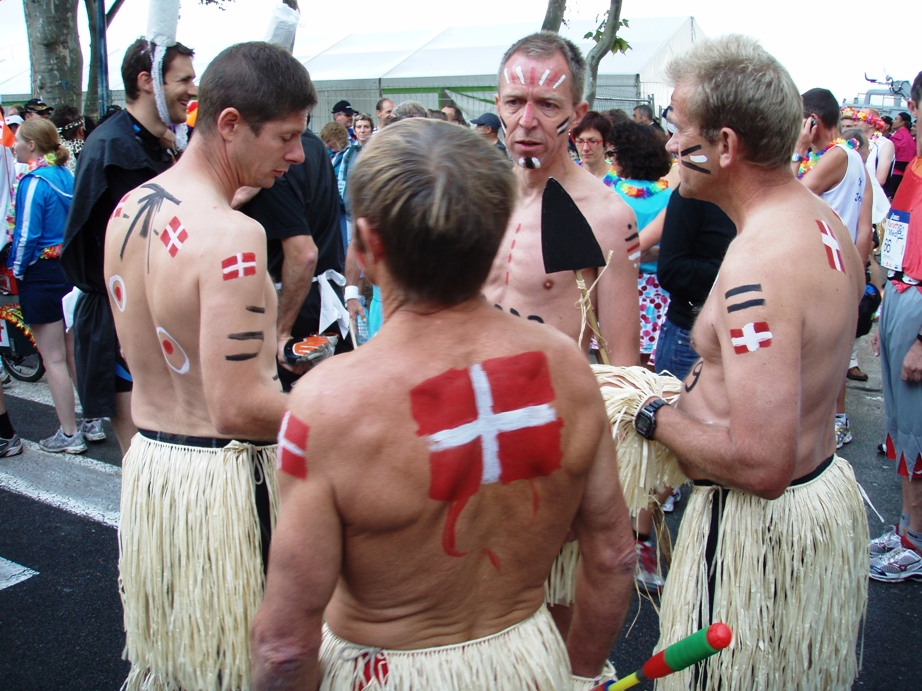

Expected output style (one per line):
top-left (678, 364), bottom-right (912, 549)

top-left (344, 285), bottom-right (360, 302)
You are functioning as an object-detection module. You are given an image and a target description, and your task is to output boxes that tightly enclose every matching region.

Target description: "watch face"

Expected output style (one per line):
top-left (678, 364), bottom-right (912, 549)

top-left (636, 411), bottom-right (654, 438)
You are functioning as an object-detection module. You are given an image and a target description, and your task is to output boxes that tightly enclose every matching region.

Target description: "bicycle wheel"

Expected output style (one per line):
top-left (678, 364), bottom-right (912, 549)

top-left (2, 352), bottom-right (45, 382)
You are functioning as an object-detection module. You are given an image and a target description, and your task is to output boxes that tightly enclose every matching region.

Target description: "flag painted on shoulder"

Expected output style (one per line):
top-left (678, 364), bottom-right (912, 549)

top-left (160, 217), bottom-right (188, 257)
top-left (221, 252), bottom-right (257, 280)
top-left (278, 411), bottom-right (309, 479)
top-left (817, 219), bottom-right (845, 273)
top-left (410, 351), bottom-right (564, 558)
top-left (730, 321), bottom-right (773, 354)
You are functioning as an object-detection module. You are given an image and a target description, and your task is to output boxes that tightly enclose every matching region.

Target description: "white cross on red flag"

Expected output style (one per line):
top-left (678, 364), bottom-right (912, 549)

top-left (730, 321), bottom-right (773, 354)
top-left (817, 219), bottom-right (845, 273)
top-left (278, 411), bottom-right (309, 479)
top-left (160, 217), bottom-right (188, 257)
top-left (221, 252), bottom-right (257, 280)
top-left (410, 351), bottom-right (563, 558)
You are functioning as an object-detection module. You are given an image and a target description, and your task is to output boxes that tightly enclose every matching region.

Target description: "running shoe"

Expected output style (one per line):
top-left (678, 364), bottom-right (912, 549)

top-left (635, 540), bottom-right (665, 594)
top-left (80, 418), bottom-right (107, 442)
top-left (869, 546), bottom-right (922, 582)
top-left (662, 488), bottom-right (682, 513)
top-left (0, 364), bottom-right (11, 387)
top-left (869, 526), bottom-right (903, 557)
top-left (835, 416), bottom-right (853, 449)
top-left (0, 434), bottom-right (23, 457)
top-left (39, 427), bottom-right (87, 454)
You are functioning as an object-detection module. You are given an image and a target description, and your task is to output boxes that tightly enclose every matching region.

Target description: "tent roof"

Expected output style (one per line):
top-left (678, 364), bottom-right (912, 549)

top-left (298, 17), bottom-right (695, 83)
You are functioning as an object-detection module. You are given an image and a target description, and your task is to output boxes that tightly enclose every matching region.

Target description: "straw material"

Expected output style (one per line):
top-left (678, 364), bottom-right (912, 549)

top-left (118, 435), bottom-right (279, 691)
top-left (545, 540), bottom-right (581, 606)
top-left (655, 456), bottom-right (868, 691)
top-left (591, 365), bottom-right (686, 516)
top-left (319, 605), bottom-right (569, 690)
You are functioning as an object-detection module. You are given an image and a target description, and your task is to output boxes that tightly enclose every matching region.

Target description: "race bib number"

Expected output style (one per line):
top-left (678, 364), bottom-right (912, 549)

top-left (882, 210), bottom-right (909, 272)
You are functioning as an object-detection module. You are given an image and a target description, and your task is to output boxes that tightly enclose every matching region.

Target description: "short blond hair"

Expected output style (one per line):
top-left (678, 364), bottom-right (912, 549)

top-left (349, 119), bottom-right (516, 305)
top-left (666, 35), bottom-right (801, 169)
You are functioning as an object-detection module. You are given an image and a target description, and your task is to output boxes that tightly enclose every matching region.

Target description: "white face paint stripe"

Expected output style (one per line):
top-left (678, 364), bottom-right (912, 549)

top-left (689, 154), bottom-right (708, 163)
top-left (515, 65), bottom-right (526, 85)
top-left (426, 363), bottom-right (559, 485)
top-left (503, 68), bottom-right (511, 85)
top-left (539, 69), bottom-right (551, 86)
top-left (552, 75), bottom-right (567, 89)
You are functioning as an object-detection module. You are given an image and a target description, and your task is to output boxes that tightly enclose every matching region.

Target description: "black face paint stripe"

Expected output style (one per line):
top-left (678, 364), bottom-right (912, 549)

top-left (726, 298), bottom-right (766, 313)
top-left (225, 352), bottom-right (259, 362)
top-left (245, 305), bottom-right (266, 313)
top-left (227, 331), bottom-right (264, 341)
top-left (625, 232), bottom-right (639, 243)
top-left (680, 161), bottom-right (711, 174)
top-left (680, 144), bottom-right (703, 157)
top-left (725, 284), bottom-right (763, 299)
top-left (556, 116), bottom-right (569, 136)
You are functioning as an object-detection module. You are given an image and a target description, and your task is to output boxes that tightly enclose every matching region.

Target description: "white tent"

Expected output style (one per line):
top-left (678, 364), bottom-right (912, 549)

top-left (302, 17), bottom-right (701, 128)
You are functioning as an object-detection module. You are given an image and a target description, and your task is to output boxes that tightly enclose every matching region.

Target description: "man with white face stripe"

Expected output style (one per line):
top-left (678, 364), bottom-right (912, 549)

top-left (484, 32), bottom-right (639, 369)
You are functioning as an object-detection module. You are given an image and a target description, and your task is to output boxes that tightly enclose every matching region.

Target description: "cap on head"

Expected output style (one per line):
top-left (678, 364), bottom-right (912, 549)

top-left (332, 100), bottom-right (356, 115)
top-left (23, 98), bottom-right (53, 114)
top-left (471, 112), bottom-right (501, 131)
top-left (5, 114), bottom-right (23, 126)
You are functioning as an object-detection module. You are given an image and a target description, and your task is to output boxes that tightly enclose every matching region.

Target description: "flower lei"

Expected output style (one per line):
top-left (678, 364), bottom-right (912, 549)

top-left (840, 106), bottom-right (884, 132)
top-left (614, 177), bottom-right (669, 199)
top-left (797, 138), bottom-right (860, 179)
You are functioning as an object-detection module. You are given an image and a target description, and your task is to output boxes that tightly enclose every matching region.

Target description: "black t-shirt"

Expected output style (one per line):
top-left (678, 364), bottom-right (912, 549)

top-left (657, 187), bottom-right (737, 330)
top-left (242, 129), bottom-right (343, 339)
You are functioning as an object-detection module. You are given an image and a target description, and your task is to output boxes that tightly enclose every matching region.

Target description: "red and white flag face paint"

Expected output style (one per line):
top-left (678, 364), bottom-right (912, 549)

top-left (817, 220), bottom-right (845, 273)
top-left (730, 321), bottom-right (773, 354)
top-left (221, 252), bottom-right (257, 280)
top-left (410, 351), bottom-right (563, 558)
top-left (277, 411), bottom-right (309, 479)
top-left (156, 326), bottom-right (190, 374)
top-left (160, 217), bottom-right (188, 257)
top-left (108, 274), bottom-right (127, 312)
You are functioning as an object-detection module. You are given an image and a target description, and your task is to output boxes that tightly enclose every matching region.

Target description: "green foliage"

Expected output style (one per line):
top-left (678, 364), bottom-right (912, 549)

top-left (584, 17), bottom-right (631, 56)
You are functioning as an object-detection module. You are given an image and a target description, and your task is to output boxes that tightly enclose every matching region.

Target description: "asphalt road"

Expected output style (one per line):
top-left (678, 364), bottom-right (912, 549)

top-left (0, 333), bottom-right (918, 690)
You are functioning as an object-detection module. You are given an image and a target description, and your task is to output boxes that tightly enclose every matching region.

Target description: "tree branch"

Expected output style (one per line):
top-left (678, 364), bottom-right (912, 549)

top-left (542, 0), bottom-right (566, 33)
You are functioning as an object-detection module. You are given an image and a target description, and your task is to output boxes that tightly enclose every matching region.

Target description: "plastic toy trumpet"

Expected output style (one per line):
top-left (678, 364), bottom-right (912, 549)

top-left (597, 623), bottom-right (732, 690)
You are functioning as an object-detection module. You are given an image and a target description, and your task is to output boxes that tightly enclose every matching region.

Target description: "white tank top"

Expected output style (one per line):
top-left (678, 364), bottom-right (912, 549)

top-left (821, 144), bottom-right (866, 242)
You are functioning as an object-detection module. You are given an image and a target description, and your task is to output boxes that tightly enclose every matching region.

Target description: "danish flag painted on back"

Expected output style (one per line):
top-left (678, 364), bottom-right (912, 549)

top-left (817, 219), bottom-right (845, 273)
top-left (277, 411), bottom-right (309, 479)
top-left (160, 217), bottom-right (188, 257)
top-left (221, 252), bottom-right (257, 280)
top-left (410, 351), bottom-right (564, 558)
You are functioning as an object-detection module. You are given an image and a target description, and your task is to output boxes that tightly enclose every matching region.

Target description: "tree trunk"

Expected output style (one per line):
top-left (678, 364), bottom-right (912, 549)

top-left (22, 0), bottom-right (83, 110)
top-left (83, 0), bottom-right (99, 118)
top-left (541, 0), bottom-right (566, 33)
top-left (584, 0), bottom-right (623, 109)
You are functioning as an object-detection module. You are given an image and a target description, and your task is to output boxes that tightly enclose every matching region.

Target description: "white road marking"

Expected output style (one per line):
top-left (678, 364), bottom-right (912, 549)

top-left (0, 556), bottom-right (38, 590)
top-left (0, 442), bottom-right (120, 528)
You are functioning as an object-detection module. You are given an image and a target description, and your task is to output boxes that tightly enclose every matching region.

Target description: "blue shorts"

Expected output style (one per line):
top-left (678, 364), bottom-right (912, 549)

top-left (17, 259), bottom-right (71, 325)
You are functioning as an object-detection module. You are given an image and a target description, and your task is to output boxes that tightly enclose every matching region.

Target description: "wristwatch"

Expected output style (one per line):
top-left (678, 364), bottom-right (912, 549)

top-left (634, 398), bottom-right (668, 440)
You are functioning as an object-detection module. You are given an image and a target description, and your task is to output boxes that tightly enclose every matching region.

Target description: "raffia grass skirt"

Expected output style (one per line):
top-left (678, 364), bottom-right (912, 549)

top-left (118, 434), bottom-right (279, 691)
top-left (319, 605), bottom-right (569, 690)
top-left (655, 455), bottom-right (868, 691)
top-left (545, 540), bottom-right (580, 606)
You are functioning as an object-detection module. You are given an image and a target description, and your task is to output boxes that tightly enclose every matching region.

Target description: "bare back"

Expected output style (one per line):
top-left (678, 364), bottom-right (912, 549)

top-left (104, 167), bottom-right (282, 440)
top-left (679, 180), bottom-right (864, 480)
top-left (273, 301), bottom-right (626, 649)
top-left (484, 164), bottom-right (640, 365)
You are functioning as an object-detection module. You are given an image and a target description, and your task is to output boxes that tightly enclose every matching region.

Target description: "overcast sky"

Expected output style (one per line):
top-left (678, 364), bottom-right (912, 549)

top-left (1, 0), bottom-right (918, 108)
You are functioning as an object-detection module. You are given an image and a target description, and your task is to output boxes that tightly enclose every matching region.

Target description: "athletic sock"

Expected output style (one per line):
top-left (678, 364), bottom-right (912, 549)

top-left (0, 412), bottom-right (15, 439)
top-left (634, 532), bottom-right (651, 544)
top-left (900, 512), bottom-right (910, 537)
top-left (903, 528), bottom-right (922, 554)
top-left (835, 413), bottom-right (848, 423)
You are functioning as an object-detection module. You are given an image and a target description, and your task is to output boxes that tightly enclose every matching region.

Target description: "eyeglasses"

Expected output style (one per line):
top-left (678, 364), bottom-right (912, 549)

top-left (574, 137), bottom-right (603, 147)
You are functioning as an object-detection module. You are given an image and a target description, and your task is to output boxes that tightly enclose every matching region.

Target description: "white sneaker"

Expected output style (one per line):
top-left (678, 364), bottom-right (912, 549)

top-left (39, 427), bottom-right (87, 454)
top-left (869, 526), bottom-right (903, 558)
top-left (80, 418), bottom-right (107, 442)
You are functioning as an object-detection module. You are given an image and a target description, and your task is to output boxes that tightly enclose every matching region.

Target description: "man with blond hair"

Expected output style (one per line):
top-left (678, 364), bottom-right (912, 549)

top-left (637, 35), bottom-right (868, 689)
